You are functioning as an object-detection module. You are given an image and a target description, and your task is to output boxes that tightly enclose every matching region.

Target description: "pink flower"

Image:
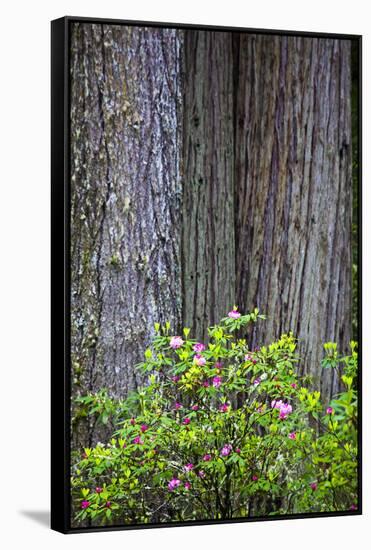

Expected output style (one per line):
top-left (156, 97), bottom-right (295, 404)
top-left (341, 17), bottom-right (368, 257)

top-left (288, 432), bottom-right (296, 440)
top-left (168, 478), bottom-right (181, 491)
top-left (310, 482), bottom-right (318, 491)
top-left (252, 475), bottom-right (259, 482)
top-left (106, 501), bottom-right (112, 508)
top-left (191, 404), bottom-right (199, 411)
top-left (194, 354), bottom-right (206, 366)
top-left (219, 403), bottom-right (229, 413)
top-left (171, 375), bottom-right (180, 383)
top-left (214, 361), bottom-right (223, 369)
top-left (326, 407), bottom-right (334, 415)
top-left (350, 503), bottom-right (357, 511)
top-left (140, 424), bottom-right (149, 432)
top-left (253, 378), bottom-right (261, 386)
top-left (170, 336), bottom-right (184, 349)
top-left (198, 470), bottom-right (206, 478)
top-left (235, 448), bottom-right (241, 454)
top-left (81, 500), bottom-right (90, 509)
top-left (174, 402), bottom-right (182, 410)
top-left (184, 481), bottom-right (191, 490)
top-left (228, 308), bottom-right (241, 319)
top-left (291, 383), bottom-right (297, 389)
top-left (244, 354), bottom-right (252, 361)
top-left (184, 463), bottom-right (194, 472)
top-left (281, 403), bottom-right (293, 415)
top-left (203, 380), bottom-right (210, 387)
top-left (133, 436), bottom-right (143, 445)
top-left (95, 487), bottom-right (103, 493)
top-left (272, 400), bottom-right (293, 419)
top-left (213, 376), bottom-right (222, 388)
top-left (130, 417), bottom-right (136, 425)
top-left (182, 417), bottom-right (191, 425)
top-left (221, 444), bottom-right (233, 457)
top-left (203, 454), bottom-right (212, 461)
top-left (193, 342), bottom-right (206, 353)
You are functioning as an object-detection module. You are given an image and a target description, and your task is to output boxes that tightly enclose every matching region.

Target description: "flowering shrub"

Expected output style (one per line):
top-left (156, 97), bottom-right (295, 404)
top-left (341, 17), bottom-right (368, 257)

top-left (71, 309), bottom-right (358, 526)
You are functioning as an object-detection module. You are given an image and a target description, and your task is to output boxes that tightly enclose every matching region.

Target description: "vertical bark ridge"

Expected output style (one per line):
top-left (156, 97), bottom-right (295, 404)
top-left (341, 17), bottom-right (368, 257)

top-left (182, 31), bottom-right (236, 340)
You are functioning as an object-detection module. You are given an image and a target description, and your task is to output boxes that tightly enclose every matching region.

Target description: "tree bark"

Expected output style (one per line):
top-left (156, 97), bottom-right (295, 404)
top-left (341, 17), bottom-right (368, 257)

top-left (234, 34), bottom-right (352, 399)
top-left (70, 23), bottom-right (183, 446)
top-left (182, 31), bottom-right (236, 340)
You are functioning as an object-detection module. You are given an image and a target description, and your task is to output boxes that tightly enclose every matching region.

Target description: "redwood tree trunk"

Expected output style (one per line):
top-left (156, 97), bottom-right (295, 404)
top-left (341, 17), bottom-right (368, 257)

top-left (234, 34), bottom-right (352, 399)
top-left (182, 31), bottom-right (236, 340)
top-left (70, 23), bottom-right (183, 446)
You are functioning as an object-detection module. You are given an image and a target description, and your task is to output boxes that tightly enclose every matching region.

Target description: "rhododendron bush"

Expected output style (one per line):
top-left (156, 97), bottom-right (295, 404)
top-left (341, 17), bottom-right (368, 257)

top-left (71, 309), bottom-right (358, 526)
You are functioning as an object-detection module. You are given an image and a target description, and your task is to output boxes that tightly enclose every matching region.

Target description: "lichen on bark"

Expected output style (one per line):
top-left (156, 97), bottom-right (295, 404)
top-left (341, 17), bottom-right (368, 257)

top-left (70, 23), bottom-right (184, 445)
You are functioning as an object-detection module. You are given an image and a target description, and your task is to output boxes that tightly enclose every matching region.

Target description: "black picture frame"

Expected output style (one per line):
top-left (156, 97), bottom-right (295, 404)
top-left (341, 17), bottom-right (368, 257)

top-left (51, 16), bottom-right (362, 534)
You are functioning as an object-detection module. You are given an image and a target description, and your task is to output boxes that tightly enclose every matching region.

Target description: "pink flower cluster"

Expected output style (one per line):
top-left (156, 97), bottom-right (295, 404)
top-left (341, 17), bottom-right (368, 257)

top-left (203, 453), bottom-right (212, 461)
top-left (184, 463), bottom-right (194, 472)
top-left (220, 444), bottom-right (233, 457)
top-left (168, 478), bottom-right (181, 491)
top-left (213, 376), bottom-right (222, 388)
top-left (271, 400), bottom-right (293, 419)
top-left (194, 354), bottom-right (206, 366)
top-left (228, 308), bottom-right (241, 319)
top-left (219, 403), bottom-right (229, 413)
top-left (193, 342), bottom-right (205, 353)
top-left (170, 336), bottom-right (184, 349)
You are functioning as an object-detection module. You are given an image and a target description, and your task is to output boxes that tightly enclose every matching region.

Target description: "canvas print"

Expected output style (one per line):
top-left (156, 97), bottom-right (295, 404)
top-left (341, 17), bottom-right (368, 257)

top-left (66, 20), bottom-right (360, 529)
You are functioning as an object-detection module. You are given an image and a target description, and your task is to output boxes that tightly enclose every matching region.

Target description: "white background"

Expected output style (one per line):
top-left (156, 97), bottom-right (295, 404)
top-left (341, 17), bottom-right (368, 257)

top-left (0, 0), bottom-right (369, 548)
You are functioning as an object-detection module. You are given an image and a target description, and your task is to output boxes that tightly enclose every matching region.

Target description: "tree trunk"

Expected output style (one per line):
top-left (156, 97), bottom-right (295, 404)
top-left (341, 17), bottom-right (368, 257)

top-left (182, 31), bottom-right (236, 340)
top-left (70, 23), bottom-right (183, 446)
top-left (234, 34), bottom-right (352, 399)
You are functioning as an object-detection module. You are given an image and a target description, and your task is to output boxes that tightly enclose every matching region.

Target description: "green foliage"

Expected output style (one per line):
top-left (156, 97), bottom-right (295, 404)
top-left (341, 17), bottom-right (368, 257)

top-left (71, 311), bottom-right (358, 525)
